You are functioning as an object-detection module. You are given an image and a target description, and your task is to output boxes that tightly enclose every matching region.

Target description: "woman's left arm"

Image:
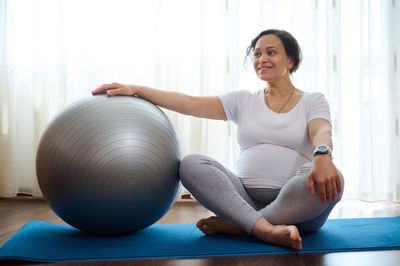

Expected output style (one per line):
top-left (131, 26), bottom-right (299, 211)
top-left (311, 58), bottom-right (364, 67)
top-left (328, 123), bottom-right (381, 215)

top-left (307, 118), bottom-right (342, 202)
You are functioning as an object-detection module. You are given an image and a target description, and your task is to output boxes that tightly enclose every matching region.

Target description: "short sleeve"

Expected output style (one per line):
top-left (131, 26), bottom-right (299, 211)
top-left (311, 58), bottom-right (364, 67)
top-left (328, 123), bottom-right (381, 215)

top-left (218, 90), bottom-right (249, 124)
top-left (307, 92), bottom-right (332, 125)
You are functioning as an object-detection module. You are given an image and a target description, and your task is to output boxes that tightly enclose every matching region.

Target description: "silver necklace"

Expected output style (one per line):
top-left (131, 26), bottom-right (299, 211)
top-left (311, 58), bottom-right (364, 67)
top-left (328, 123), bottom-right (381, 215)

top-left (265, 87), bottom-right (295, 113)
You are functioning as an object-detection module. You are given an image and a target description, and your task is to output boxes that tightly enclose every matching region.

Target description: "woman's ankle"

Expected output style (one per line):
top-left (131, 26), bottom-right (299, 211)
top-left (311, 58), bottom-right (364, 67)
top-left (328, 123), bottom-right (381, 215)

top-left (251, 217), bottom-right (274, 236)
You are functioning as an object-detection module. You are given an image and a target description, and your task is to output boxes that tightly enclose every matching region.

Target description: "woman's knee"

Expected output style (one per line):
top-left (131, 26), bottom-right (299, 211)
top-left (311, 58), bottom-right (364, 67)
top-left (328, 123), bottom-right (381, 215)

top-left (335, 168), bottom-right (345, 202)
top-left (179, 153), bottom-right (215, 184)
top-left (295, 163), bottom-right (345, 195)
top-left (179, 154), bottom-right (202, 182)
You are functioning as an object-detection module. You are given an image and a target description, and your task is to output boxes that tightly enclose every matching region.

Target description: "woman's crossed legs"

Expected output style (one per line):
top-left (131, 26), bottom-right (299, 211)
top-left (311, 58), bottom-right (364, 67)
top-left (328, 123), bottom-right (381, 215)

top-left (179, 154), bottom-right (344, 250)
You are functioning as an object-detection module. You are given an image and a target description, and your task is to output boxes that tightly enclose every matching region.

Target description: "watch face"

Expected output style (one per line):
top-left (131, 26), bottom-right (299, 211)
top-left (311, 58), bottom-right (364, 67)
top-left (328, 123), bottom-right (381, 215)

top-left (318, 146), bottom-right (329, 153)
top-left (315, 145), bottom-right (330, 154)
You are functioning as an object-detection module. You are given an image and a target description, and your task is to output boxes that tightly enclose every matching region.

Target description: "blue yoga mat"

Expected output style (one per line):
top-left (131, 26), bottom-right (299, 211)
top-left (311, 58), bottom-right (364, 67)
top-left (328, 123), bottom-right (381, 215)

top-left (1, 217), bottom-right (400, 262)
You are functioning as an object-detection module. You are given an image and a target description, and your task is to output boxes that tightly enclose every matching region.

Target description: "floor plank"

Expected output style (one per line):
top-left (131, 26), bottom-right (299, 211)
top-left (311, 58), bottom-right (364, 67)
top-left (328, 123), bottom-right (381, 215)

top-left (1, 196), bottom-right (400, 266)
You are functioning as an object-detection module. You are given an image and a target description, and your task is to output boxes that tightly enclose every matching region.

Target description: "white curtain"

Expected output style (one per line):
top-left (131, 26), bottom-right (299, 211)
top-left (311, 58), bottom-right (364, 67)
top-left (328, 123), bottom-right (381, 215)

top-left (0, 0), bottom-right (399, 201)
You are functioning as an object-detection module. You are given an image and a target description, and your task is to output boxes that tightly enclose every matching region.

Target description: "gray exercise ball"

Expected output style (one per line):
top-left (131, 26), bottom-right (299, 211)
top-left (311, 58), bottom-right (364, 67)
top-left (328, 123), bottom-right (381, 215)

top-left (36, 94), bottom-right (183, 235)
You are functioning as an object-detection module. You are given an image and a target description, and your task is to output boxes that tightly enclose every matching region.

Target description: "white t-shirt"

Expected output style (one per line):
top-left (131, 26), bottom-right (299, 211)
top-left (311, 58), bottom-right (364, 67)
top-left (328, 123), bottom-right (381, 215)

top-left (218, 89), bottom-right (331, 189)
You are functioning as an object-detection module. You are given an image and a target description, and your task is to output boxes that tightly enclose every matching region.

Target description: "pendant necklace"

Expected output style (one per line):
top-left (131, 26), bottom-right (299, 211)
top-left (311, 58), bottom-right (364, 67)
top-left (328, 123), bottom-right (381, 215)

top-left (265, 87), bottom-right (295, 113)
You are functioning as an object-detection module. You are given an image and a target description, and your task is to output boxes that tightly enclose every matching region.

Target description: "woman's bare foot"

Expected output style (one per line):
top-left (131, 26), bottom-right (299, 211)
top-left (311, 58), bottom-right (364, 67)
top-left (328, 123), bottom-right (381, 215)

top-left (196, 216), bottom-right (302, 251)
top-left (196, 216), bottom-right (248, 236)
top-left (251, 218), bottom-right (302, 251)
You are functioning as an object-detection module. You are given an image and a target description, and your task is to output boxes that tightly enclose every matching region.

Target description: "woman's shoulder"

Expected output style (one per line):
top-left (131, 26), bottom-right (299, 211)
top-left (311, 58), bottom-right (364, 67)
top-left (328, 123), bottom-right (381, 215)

top-left (226, 89), bottom-right (258, 95)
top-left (220, 89), bottom-right (260, 101)
top-left (301, 91), bottom-right (328, 104)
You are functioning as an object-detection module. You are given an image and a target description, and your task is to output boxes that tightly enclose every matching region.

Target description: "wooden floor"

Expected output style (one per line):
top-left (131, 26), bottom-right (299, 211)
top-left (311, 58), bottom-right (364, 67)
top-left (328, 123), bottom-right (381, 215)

top-left (1, 196), bottom-right (400, 266)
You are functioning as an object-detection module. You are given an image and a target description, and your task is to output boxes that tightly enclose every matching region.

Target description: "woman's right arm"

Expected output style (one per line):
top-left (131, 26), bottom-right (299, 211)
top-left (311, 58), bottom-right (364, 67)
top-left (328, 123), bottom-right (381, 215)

top-left (92, 83), bottom-right (227, 121)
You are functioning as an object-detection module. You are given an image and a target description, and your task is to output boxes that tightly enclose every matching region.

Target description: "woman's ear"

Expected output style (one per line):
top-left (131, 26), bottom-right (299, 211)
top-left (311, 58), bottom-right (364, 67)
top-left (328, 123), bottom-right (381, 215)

top-left (288, 57), bottom-right (294, 70)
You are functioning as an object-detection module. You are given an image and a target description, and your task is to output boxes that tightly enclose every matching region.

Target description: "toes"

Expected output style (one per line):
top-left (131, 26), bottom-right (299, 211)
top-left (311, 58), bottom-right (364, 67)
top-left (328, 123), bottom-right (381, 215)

top-left (198, 224), bottom-right (214, 235)
top-left (294, 235), bottom-right (302, 251)
top-left (201, 227), bottom-right (209, 234)
top-left (196, 220), bottom-right (209, 231)
top-left (196, 216), bottom-right (216, 227)
top-left (196, 216), bottom-right (218, 230)
top-left (288, 226), bottom-right (301, 240)
top-left (202, 226), bottom-right (215, 235)
top-left (196, 219), bottom-right (206, 228)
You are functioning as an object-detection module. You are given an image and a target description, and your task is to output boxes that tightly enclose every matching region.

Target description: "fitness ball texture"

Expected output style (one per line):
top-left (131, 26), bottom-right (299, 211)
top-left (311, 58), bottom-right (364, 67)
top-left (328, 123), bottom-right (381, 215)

top-left (36, 95), bottom-right (183, 235)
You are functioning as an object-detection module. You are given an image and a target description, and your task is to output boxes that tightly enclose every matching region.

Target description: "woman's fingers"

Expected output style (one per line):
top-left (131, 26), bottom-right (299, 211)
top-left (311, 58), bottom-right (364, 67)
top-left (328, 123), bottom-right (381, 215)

top-left (325, 182), bottom-right (331, 202)
top-left (336, 175), bottom-right (342, 194)
top-left (330, 179), bottom-right (337, 200)
top-left (308, 176), bottom-right (316, 195)
top-left (318, 182), bottom-right (327, 202)
top-left (309, 166), bottom-right (342, 202)
top-left (318, 175), bottom-right (341, 202)
top-left (106, 87), bottom-right (131, 96)
top-left (92, 83), bottom-right (117, 95)
top-left (92, 83), bottom-right (134, 96)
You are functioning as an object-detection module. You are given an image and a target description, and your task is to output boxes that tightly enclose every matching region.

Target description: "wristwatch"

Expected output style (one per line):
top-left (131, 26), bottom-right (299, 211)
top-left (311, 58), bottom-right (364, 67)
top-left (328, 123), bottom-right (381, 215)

top-left (313, 145), bottom-right (332, 158)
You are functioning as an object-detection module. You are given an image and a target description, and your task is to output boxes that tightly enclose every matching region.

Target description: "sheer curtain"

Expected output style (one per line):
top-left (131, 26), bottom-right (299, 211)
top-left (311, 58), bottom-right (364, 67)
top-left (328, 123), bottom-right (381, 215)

top-left (0, 0), bottom-right (399, 201)
top-left (0, 0), bottom-right (231, 197)
top-left (337, 0), bottom-right (399, 201)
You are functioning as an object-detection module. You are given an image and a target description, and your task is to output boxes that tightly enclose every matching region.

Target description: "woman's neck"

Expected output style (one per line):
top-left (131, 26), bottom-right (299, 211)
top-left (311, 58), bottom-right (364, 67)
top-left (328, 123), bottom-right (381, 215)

top-left (266, 78), bottom-right (295, 97)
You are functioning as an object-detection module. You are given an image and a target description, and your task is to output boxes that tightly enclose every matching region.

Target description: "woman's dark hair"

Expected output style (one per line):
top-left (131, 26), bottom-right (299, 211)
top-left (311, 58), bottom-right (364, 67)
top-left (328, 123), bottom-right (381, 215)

top-left (245, 29), bottom-right (302, 74)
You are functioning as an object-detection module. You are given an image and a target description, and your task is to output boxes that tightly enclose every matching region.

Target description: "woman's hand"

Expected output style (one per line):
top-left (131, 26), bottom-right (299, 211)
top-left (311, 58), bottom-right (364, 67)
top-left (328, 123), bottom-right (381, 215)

top-left (308, 155), bottom-right (342, 202)
top-left (92, 82), bottom-right (138, 96)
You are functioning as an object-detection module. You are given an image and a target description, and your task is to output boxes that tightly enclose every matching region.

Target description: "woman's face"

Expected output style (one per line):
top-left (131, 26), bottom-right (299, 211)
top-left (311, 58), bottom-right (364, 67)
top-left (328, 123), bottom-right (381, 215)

top-left (253, 34), bottom-right (293, 83)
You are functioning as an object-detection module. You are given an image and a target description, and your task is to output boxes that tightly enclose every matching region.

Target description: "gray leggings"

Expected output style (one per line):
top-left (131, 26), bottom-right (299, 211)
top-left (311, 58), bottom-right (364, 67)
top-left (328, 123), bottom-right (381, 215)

top-left (179, 154), bottom-right (344, 234)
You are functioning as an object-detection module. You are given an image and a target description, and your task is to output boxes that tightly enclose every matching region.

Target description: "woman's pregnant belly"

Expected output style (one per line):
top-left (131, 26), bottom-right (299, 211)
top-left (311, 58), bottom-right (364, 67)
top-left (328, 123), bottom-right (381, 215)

top-left (237, 143), bottom-right (311, 189)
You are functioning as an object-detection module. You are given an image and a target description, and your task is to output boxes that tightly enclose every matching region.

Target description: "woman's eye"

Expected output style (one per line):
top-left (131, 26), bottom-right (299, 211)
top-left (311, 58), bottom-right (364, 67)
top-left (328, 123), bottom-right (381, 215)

top-left (254, 52), bottom-right (261, 57)
top-left (268, 51), bottom-right (276, 55)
